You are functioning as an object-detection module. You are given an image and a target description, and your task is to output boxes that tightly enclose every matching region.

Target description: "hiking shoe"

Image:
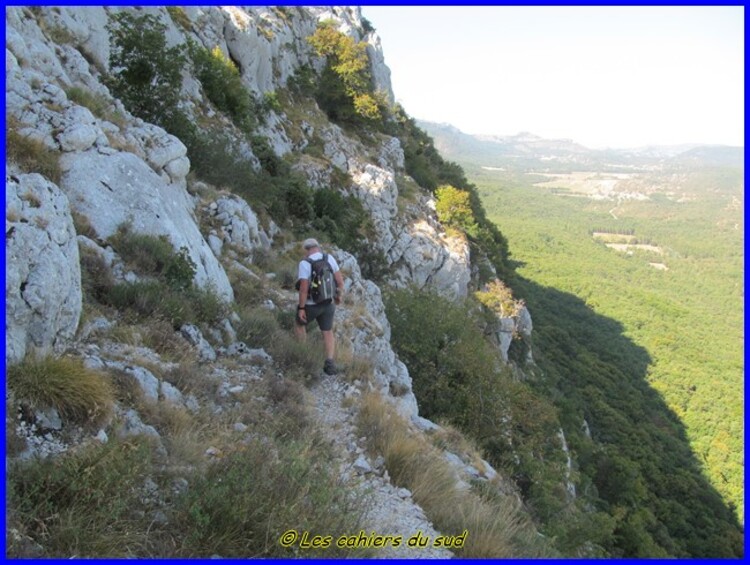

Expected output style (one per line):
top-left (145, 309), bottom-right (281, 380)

top-left (323, 358), bottom-right (338, 376)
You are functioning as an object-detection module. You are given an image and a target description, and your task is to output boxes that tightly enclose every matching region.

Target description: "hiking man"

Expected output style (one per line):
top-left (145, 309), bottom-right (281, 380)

top-left (295, 238), bottom-right (345, 375)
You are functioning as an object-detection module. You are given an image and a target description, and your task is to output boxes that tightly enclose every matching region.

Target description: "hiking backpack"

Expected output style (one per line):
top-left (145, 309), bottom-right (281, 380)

top-left (306, 253), bottom-right (336, 304)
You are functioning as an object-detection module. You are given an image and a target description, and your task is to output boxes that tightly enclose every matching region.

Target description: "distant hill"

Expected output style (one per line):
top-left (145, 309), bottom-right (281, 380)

top-left (669, 145), bottom-right (744, 169)
top-left (417, 121), bottom-right (595, 169)
top-left (418, 120), bottom-right (744, 173)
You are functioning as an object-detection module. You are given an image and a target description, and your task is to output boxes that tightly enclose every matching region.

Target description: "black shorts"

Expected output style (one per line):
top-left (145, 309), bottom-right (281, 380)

top-left (296, 301), bottom-right (336, 332)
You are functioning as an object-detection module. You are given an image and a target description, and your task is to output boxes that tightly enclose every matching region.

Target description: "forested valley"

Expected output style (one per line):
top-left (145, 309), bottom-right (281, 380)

top-left (420, 123), bottom-right (744, 556)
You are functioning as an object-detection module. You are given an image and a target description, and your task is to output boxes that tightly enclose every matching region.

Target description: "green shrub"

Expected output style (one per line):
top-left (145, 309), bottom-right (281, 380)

top-left (188, 42), bottom-right (260, 133)
top-left (250, 134), bottom-right (285, 176)
top-left (164, 247), bottom-right (198, 290)
top-left (6, 129), bottom-right (62, 184)
top-left (384, 287), bottom-right (562, 515)
top-left (8, 437), bottom-right (153, 557)
top-left (311, 188), bottom-right (373, 254)
top-left (7, 356), bottom-right (114, 426)
top-left (105, 281), bottom-right (226, 328)
top-left (65, 86), bottom-right (116, 123)
top-left (307, 22), bottom-right (382, 124)
top-left (384, 287), bottom-right (500, 428)
top-left (105, 12), bottom-right (186, 126)
top-left (355, 246), bottom-right (389, 283)
top-left (288, 64), bottom-right (316, 97)
top-left (435, 184), bottom-right (479, 238)
top-left (175, 436), bottom-right (364, 557)
top-left (235, 306), bottom-right (280, 349)
top-left (283, 175), bottom-right (314, 222)
top-left (109, 226), bottom-right (196, 290)
top-left (166, 6), bottom-right (191, 32)
top-left (79, 246), bottom-right (115, 303)
top-left (361, 17), bottom-right (375, 34)
top-left (474, 279), bottom-right (523, 318)
top-left (173, 125), bottom-right (291, 224)
top-left (262, 91), bottom-right (282, 113)
top-left (180, 127), bottom-right (257, 188)
top-left (312, 186), bottom-right (346, 219)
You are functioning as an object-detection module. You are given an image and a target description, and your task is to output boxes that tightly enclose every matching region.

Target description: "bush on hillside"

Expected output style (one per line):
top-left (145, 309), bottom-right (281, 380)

top-left (383, 107), bottom-right (511, 278)
top-left (188, 42), bottom-right (261, 133)
top-left (109, 226), bottom-right (196, 290)
top-left (175, 437), bottom-right (364, 557)
top-left (8, 437), bottom-right (154, 557)
top-left (105, 12), bottom-right (186, 126)
top-left (474, 279), bottom-right (524, 318)
top-left (385, 287), bottom-right (564, 519)
top-left (308, 22), bottom-right (382, 124)
top-left (435, 184), bottom-right (479, 238)
top-left (385, 287), bottom-right (506, 434)
top-left (311, 188), bottom-right (373, 253)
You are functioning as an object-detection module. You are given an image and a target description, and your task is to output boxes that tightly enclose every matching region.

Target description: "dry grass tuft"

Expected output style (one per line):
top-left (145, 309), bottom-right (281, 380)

top-left (6, 128), bottom-right (62, 184)
top-left (335, 344), bottom-right (375, 385)
top-left (8, 436), bottom-right (155, 557)
top-left (431, 420), bottom-right (488, 474)
top-left (8, 356), bottom-right (114, 427)
top-left (267, 330), bottom-right (326, 380)
top-left (357, 392), bottom-right (546, 558)
top-left (162, 360), bottom-right (214, 400)
top-left (234, 305), bottom-right (279, 349)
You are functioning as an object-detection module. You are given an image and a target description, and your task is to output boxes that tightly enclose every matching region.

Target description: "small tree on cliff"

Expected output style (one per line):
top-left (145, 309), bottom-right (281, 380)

top-left (307, 21), bottom-right (382, 123)
top-left (106, 12), bottom-right (186, 126)
top-left (435, 185), bottom-right (480, 239)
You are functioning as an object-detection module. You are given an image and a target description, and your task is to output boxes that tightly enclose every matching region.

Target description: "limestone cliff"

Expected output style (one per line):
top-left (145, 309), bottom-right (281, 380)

top-left (5, 6), bottom-right (550, 558)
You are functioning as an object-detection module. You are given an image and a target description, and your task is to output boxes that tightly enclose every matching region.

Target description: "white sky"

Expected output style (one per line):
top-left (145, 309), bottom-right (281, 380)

top-left (362, 6), bottom-right (744, 149)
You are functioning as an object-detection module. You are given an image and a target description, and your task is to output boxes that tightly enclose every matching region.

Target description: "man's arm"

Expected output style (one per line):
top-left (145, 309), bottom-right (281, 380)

top-left (297, 278), bottom-right (309, 322)
top-left (298, 279), bottom-right (309, 309)
top-left (334, 271), bottom-right (345, 304)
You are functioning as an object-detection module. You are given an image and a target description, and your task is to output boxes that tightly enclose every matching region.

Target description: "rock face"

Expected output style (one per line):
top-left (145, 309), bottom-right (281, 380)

top-left (6, 5), bottom-right (469, 302)
top-left (6, 174), bottom-right (82, 364)
top-left (5, 10), bottom-right (234, 302)
top-left (335, 250), bottom-right (419, 420)
top-left (490, 304), bottom-right (534, 364)
top-left (59, 149), bottom-right (234, 302)
top-left (203, 195), bottom-right (272, 261)
top-left (385, 215), bottom-right (472, 301)
top-left (297, 121), bottom-right (472, 300)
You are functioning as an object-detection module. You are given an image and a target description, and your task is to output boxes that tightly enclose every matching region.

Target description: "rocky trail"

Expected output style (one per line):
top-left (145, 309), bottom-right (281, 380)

top-left (308, 374), bottom-right (452, 559)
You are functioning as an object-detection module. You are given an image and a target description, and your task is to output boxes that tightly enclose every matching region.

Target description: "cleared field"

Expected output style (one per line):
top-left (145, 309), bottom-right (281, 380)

top-left (592, 232), bottom-right (638, 243)
top-left (605, 243), bottom-right (664, 254)
top-left (529, 171), bottom-right (636, 195)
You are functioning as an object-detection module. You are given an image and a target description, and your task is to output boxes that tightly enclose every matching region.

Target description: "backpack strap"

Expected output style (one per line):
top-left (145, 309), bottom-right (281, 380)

top-left (304, 253), bottom-right (327, 274)
top-left (304, 253), bottom-right (327, 272)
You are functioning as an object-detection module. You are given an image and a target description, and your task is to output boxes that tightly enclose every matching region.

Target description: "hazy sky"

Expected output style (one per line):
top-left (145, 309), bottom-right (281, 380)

top-left (362, 6), bottom-right (744, 149)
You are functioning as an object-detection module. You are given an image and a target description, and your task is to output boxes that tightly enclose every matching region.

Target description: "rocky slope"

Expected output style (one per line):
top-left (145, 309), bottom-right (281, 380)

top-left (5, 6), bottom-right (549, 558)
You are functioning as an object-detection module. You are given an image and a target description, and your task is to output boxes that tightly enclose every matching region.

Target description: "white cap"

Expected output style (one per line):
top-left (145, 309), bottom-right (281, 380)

top-left (303, 238), bottom-right (320, 250)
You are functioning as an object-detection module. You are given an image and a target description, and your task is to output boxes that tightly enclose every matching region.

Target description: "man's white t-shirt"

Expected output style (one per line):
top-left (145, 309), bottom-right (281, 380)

top-left (298, 252), bottom-right (340, 305)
